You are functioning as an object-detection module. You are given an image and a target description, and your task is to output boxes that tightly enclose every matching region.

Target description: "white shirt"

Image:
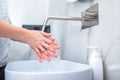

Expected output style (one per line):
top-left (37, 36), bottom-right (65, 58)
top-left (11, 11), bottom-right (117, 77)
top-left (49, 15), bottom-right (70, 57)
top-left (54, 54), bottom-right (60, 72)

top-left (0, 0), bottom-right (10, 67)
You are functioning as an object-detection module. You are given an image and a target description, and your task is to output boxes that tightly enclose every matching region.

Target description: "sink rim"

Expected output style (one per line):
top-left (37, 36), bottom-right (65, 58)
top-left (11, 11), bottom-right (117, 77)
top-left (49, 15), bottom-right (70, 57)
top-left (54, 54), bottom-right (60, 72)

top-left (5, 60), bottom-right (92, 74)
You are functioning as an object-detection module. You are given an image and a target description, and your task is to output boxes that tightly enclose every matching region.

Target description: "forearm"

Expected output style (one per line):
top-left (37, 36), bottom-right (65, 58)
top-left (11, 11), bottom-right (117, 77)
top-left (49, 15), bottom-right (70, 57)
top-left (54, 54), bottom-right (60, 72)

top-left (0, 21), bottom-right (30, 43)
top-left (0, 21), bottom-right (60, 62)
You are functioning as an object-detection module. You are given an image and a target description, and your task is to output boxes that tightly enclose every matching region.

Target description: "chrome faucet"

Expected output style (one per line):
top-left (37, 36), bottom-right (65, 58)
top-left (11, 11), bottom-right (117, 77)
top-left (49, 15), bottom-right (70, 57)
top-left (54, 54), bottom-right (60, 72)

top-left (42, 3), bottom-right (99, 32)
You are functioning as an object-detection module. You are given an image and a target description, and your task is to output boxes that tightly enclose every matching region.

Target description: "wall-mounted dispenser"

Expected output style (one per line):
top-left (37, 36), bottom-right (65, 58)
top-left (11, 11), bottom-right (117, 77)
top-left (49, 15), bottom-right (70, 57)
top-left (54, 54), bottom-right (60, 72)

top-left (42, 3), bottom-right (99, 32)
top-left (87, 46), bottom-right (103, 80)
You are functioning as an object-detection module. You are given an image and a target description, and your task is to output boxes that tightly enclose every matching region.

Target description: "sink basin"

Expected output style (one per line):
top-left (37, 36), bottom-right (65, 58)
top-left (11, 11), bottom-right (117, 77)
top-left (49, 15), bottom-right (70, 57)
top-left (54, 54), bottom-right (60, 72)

top-left (5, 60), bottom-right (92, 80)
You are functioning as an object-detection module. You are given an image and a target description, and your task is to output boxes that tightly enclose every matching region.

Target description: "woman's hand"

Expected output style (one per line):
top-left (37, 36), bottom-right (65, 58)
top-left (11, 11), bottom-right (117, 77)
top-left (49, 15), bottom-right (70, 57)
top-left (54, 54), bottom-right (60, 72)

top-left (39, 37), bottom-right (60, 62)
top-left (25, 30), bottom-right (60, 62)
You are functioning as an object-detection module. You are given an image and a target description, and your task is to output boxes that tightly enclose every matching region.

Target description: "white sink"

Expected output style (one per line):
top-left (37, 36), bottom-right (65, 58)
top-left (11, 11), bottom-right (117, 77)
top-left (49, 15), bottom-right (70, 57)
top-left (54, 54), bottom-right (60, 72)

top-left (5, 60), bottom-right (92, 80)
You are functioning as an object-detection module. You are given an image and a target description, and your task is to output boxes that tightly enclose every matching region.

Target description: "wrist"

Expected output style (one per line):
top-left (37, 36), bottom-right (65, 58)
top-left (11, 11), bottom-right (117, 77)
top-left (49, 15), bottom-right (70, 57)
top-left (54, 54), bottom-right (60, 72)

top-left (13, 27), bottom-right (31, 43)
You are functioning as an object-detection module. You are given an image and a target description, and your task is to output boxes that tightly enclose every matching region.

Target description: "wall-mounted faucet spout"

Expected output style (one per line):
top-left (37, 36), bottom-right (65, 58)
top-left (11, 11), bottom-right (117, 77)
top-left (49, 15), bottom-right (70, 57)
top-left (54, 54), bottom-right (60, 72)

top-left (42, 3), bottom-right (99, 32)
top-left (42, 16), bottom-right (83, 31)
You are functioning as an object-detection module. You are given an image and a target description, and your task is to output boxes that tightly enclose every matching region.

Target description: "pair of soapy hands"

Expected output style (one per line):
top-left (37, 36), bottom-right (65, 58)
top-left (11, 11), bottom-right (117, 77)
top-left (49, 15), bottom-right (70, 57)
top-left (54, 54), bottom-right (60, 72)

top-left (27, 30), bottom-right (60, 63)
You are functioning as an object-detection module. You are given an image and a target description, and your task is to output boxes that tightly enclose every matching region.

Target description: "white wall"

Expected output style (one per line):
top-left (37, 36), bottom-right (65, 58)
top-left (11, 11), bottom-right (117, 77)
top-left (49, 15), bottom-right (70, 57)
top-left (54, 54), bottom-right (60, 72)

top-left (7, 0), bottom-right (49, 26)
top-left (61, 1), bottom-right (92, 63)
top-left (91, 0), bottom-right (120, 80)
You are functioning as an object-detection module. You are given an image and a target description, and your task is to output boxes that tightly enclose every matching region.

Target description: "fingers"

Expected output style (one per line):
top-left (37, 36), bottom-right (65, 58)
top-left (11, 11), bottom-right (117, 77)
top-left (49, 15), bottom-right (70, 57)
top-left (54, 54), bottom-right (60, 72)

top-left (34, 47), bottom-right (51, 62)
top-left (33, 47), bottom-right (42, 63)
top-left (37, 45), bottom-right (45, 52)
top-left (30, 31), bottom-right (60, 62)
top-left (40, 50), bottom-right (58, 61)
top-left (49, 43), bottom-right (60, 50)
top-left (43, 38), bottom-right (52, 44)
top-left (42, 52), bottom-right (51, 61)
top-left (45, 37), bottom-right (60, 49)
top-left (40, 37), bottom-right (60, 51)
top-left (47, 50), bottom-right (58, 58)
top-left (41, 31), bottom-right (51, 37)
top-left (34, 44), bottom-right (58, 62)
top-left (40, 41), bottom-right (55, 52)
top-left (40, 37), bottom-right (60, 61)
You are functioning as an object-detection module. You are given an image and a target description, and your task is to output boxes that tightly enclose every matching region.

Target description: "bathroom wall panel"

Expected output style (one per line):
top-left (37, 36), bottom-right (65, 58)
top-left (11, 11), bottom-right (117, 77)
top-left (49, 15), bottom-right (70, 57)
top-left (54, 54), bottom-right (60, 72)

top-left (60, 1), bottom-right (92, 63)
top-left (7, 0), bottom-right (49, 26)
top-left (91, 0), bottom-right (120, 80)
